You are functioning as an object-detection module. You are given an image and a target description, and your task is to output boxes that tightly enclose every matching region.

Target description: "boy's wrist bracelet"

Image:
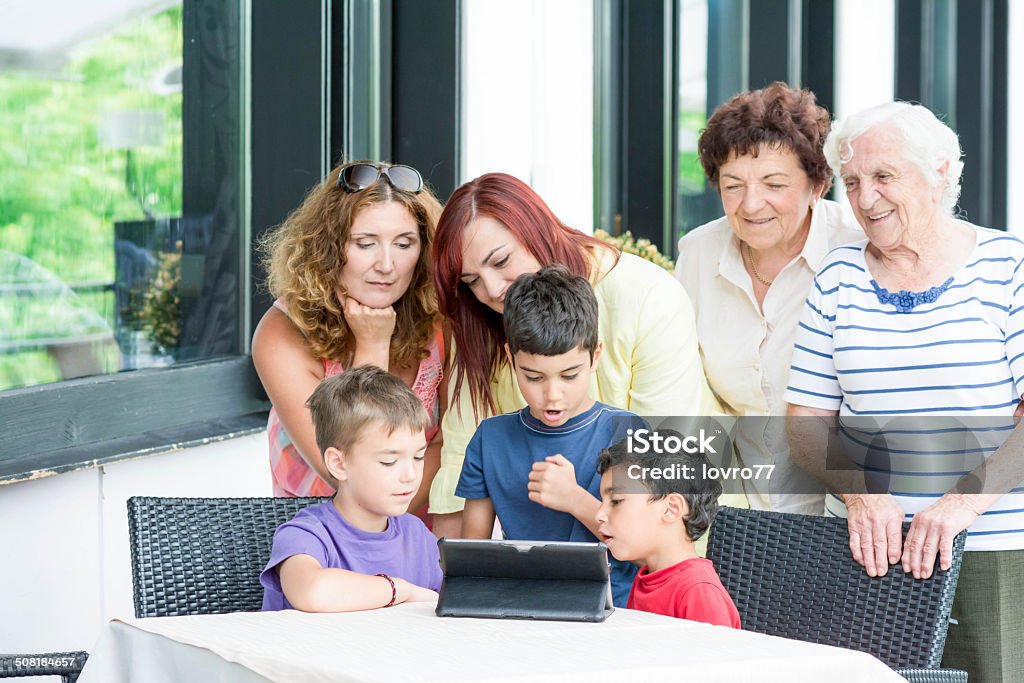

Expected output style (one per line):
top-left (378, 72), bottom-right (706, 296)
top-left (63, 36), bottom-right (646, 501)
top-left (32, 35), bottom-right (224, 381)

top-left (376, 573), bottom-right (397, 607)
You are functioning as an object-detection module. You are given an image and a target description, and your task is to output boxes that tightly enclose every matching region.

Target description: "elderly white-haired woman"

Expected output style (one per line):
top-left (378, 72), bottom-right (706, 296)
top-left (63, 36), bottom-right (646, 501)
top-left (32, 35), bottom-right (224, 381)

top-left (786, 101), bottom-right (1024, 680)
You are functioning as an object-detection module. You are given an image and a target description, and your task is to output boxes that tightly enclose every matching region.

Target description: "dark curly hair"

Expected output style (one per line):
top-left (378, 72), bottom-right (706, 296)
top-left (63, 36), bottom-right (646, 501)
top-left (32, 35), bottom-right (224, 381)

top-left (598, 431), bottom-right (723, 542)
top-left (698, 81), bottom-right (833, 194)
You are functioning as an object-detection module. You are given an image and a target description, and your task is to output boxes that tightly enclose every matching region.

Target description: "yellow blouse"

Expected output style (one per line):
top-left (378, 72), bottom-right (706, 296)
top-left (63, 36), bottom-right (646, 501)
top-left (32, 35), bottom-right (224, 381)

top-left (429, 248), bottom-right (721, 513)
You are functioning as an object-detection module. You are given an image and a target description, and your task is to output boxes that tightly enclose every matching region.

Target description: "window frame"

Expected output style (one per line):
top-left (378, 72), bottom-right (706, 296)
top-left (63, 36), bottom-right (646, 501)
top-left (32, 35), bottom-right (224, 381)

top-left (1, 0), bottom-right (327, 483)
top-left (896, 0), bottom-right (1009, 229)
top-left (2, 0), bottom-right (461, 484)
top-left (597, 0), bottom-right (839, 254)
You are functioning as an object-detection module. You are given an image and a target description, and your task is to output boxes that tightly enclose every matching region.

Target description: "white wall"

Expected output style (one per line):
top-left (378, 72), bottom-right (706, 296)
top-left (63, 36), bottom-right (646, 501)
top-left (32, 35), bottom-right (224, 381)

top-left (460, 0), bottom-right (594, 232)
top-left (831, 0), bottom-right (895, 216)
top-left (833, 0), bottom-right (895, 120)
top-left (0, 432), bottom-right (271, 656)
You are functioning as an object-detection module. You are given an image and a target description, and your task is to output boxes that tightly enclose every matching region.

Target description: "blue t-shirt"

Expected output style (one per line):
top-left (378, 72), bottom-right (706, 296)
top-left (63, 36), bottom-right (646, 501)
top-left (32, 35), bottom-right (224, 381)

top-left (456, 401), bottom-right (643, 607)
top-left (260, 502), bottom-right (442, 611)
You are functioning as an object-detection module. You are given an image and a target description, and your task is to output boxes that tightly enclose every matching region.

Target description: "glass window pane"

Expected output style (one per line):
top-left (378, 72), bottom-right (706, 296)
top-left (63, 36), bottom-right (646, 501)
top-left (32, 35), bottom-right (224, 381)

top-left (1011, 0), bottom-right (1024, 237)
top-left (676, 0), bottom-right (720, 241)
top-left (0, 1), bottom-right (243, 392)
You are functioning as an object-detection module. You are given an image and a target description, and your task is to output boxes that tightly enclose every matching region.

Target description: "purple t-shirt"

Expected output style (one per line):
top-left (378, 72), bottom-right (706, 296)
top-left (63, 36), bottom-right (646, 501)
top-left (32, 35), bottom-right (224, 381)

top-left (260, 502), bottom-right (442, 611)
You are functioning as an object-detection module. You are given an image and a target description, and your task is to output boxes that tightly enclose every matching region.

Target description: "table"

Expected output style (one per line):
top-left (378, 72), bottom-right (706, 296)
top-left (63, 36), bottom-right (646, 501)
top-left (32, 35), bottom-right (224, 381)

top-left (78, 602), bottom-right (907, 682)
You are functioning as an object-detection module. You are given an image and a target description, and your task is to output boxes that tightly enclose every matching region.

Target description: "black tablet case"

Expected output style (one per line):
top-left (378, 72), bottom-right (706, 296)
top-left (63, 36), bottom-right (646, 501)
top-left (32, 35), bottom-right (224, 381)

top-left (434, 539), bottom-right (614, 622)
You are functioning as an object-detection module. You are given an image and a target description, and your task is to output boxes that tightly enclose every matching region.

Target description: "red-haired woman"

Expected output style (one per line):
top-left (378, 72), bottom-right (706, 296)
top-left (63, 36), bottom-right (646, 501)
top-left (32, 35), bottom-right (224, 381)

top-left (428, 172), bottom-right (720, 533)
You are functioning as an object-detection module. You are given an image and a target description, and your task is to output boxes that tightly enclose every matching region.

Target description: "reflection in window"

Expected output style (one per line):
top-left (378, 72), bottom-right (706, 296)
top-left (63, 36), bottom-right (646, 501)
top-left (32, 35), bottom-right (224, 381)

top-left (0, 2), bottom-right (242, 392)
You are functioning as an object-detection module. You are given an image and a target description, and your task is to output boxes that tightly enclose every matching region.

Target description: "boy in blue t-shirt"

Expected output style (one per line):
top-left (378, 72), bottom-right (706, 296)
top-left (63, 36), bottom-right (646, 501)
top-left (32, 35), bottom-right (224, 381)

top-left (456, 265), bottom-right (642, 606)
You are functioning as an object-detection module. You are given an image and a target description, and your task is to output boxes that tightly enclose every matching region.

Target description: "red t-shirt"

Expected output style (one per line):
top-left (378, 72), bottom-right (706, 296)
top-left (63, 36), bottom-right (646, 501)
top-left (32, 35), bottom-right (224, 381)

top-left (627, 557), bottom-right (741, 628)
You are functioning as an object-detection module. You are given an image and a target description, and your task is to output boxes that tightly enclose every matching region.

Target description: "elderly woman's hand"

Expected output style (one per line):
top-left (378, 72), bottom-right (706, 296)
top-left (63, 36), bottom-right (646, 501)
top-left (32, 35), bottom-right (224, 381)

top-left (900, 494), bottom-right (982, 579)
top-left (843, 493), bottom-right (906, 577)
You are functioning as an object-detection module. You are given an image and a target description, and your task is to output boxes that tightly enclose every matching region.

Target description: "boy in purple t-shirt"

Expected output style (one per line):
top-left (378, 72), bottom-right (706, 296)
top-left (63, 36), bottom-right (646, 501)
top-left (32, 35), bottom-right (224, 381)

top-left (260, 366), bottom-right (442, 611)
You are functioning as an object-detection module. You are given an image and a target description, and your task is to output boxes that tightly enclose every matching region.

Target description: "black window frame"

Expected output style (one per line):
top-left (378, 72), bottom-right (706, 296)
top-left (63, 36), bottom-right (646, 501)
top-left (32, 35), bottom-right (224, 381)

top-left (604, 0), bottom-right (1010, 253)
top-left (2, 0), bottom-right (461, 484)
top-left (1, 0), bottom-right (322, 482)
top-left (895, 0), bottom-right (1008, 229)
top-left (600, 0), bottom-right (837, 256)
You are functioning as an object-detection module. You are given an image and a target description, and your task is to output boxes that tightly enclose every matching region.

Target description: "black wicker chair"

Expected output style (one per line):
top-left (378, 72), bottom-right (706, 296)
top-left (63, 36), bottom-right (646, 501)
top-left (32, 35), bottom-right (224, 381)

top-left (0, 651), bottom-right (88, 682)
top-left (127, 496), bottom-right (326, 618)
top-left (707, 506), bottom-right (968, 682)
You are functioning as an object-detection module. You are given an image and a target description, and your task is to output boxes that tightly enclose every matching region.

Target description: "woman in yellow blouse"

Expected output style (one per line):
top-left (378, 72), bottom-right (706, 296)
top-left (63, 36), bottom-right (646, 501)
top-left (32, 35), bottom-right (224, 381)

top-left (429, 172), bottom-right (720, 534)
top-left (675, 82), bottom-right (861, 514)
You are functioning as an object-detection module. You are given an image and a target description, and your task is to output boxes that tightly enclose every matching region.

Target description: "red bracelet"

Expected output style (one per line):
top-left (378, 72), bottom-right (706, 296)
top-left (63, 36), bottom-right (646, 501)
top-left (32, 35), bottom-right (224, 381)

top-left (376, 573), bottom-right (397, 607)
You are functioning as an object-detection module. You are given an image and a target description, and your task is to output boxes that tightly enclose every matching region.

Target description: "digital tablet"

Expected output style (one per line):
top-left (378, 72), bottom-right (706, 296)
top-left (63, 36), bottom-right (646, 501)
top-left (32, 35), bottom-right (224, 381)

top-left (434, 538), bottom-right (614, 622)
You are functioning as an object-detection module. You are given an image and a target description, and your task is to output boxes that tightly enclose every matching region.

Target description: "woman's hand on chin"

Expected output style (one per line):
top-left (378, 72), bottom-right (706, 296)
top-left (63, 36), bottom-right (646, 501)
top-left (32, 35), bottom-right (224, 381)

top-left (342, 295), bottom-right (396, 363)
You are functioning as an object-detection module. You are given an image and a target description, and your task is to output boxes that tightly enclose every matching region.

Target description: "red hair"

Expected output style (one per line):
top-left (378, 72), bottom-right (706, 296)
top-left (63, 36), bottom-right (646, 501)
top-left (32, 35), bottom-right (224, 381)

top-left (433, 172), bottom-right (616, 417)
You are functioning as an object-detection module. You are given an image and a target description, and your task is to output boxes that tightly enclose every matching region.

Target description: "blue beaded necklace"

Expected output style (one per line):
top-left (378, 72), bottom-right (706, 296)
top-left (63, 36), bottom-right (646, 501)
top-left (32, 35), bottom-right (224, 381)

top-left (870, 277), bottom-right (955, 313)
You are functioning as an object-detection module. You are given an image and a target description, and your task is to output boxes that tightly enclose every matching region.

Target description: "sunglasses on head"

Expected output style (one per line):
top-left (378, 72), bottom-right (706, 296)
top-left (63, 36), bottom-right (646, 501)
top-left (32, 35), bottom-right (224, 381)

top-left (336, 162), bottom-right (423, 194)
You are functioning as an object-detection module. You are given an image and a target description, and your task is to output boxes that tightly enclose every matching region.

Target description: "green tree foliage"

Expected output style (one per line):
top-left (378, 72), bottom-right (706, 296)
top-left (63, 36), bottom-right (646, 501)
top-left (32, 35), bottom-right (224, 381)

top-left (0, 7), bottom-right (183, 389)
top-left (679, 109), bottom-right (707, 193)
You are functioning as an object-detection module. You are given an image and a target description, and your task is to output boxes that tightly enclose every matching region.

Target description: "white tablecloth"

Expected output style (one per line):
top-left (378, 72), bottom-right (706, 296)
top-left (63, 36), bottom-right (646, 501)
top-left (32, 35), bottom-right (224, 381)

top-left (79, 602), bottom-right (906, 683)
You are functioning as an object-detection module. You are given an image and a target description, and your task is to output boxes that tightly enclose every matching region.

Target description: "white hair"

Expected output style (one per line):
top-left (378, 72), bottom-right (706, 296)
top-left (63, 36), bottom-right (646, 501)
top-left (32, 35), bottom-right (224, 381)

top-left (823, 101), bottom-right (964, 214)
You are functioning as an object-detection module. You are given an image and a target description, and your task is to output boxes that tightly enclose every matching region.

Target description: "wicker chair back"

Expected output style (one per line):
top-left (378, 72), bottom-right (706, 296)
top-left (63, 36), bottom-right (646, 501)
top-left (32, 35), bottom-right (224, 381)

top-left (127, 496), bottom-right (325, 618)
top-left (707, 506), bottom-right (966, 670)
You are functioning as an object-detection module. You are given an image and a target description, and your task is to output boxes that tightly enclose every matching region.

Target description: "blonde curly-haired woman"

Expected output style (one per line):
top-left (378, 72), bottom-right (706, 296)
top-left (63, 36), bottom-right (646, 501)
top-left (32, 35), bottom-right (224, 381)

top-left (253, 161), bottom-right (445, 517)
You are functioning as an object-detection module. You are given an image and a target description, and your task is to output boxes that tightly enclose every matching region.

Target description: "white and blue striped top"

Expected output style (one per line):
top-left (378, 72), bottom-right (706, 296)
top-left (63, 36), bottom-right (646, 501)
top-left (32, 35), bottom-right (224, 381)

top-left (784, 223), bottom-right (1024, 551)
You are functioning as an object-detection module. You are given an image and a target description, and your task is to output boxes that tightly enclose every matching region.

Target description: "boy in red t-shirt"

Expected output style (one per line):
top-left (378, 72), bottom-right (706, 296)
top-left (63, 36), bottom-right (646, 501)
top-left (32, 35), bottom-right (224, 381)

top-left (595, 432), bottom-right (741, 628)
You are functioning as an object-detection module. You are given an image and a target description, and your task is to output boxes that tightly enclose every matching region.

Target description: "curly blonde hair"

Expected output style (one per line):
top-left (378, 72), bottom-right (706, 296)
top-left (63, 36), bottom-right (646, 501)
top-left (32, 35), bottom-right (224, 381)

top-left (260, 162), bottom-right (442, 368)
